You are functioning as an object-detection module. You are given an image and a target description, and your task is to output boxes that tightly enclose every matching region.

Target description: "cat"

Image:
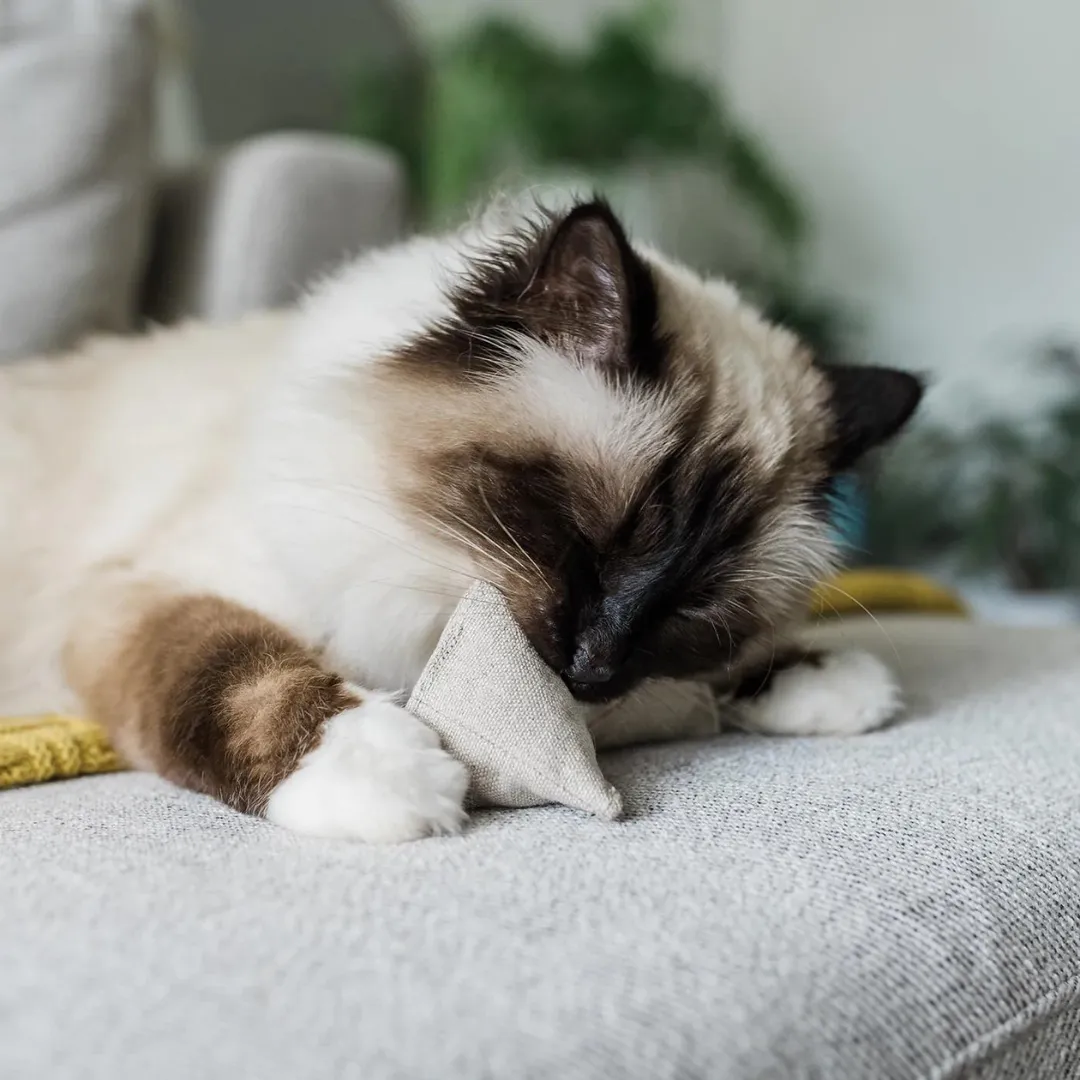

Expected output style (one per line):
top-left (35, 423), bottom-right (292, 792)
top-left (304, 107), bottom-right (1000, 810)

top-left (0, 197), bottom-right (922, 842)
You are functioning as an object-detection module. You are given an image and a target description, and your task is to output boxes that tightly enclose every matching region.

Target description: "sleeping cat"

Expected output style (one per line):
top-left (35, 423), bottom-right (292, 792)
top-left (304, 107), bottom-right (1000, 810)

top-left (0, 198), bottom-right (921, 841)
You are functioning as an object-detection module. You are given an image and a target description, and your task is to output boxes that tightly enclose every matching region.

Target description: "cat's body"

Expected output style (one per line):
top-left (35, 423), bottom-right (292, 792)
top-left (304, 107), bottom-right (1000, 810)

top-left (1, 313), bottom-right (441, 714)
top-left (0, 199), bottom-right (921, 840)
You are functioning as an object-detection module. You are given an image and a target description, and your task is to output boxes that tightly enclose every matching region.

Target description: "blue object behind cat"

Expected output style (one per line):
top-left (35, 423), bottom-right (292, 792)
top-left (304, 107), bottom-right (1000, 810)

top-left (828, 474), bottom-right (867, 553)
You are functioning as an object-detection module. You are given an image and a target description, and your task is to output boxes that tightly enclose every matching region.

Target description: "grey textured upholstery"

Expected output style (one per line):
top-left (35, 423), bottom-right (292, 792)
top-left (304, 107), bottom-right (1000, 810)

top-left (140, 132), bottom-right (406, 324)
top-left (3, 616), bottom-right (1079, 1079)
top-left (0, 1), bottom-right (406, 358)
top-left (0, 1), bottom-right (157, 359)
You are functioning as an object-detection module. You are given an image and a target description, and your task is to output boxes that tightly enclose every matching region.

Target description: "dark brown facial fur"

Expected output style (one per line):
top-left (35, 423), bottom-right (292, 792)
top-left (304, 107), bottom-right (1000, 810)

top-left (392, 200), bottom-right (669, 388)
top-left (389, 199), bottom-right (924, 703)
top-left (416, 436), bottom-right (792, 704)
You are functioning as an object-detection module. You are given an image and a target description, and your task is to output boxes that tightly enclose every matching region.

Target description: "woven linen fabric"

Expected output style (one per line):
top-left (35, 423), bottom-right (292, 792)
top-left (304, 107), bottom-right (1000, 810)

top-left (0, 0), bottom-right (157, 359)
top-left (587, 677), bottom-right (720, 751)
top-left (407, 581), bottom-right (625, 819)
top-left (2, 616), bottom-right (1079, 1079)
top-left (407, 581), bottom-right (721, 817)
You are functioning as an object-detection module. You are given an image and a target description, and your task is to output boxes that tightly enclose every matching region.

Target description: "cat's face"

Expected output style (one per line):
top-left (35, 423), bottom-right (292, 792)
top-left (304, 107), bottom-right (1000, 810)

top-left (377, 201), bottom-right (922, 703)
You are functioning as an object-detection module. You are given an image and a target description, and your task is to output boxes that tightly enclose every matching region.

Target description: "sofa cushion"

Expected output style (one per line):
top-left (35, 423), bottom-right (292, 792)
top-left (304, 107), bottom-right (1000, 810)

top-left (140, 132), bottom-right (405, 324)
top-left (0, 1), bottom-right (157, 359)
top-left (1, 617), bottom-right (1079, 1079)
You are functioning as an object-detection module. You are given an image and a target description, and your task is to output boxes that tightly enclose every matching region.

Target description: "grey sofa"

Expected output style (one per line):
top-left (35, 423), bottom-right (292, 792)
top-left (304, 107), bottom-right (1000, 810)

top-left (4, 6), bottom-right (1080, 1079)
top-left (0, 0), bottom-right (404, 360)
top-left (4, 618), bottom-right (1080, 1078)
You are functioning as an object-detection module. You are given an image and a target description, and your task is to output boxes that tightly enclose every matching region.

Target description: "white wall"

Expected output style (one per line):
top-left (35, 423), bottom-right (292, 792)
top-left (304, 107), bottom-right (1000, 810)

top-left (402, 0), bottom-right (1080, 420)
top-left (702, 0), bottom-right (1080, 419)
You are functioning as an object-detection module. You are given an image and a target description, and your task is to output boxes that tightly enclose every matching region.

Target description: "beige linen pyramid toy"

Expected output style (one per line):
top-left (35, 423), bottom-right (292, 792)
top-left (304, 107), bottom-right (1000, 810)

top-left (406, 581), bottom-right (721, 820)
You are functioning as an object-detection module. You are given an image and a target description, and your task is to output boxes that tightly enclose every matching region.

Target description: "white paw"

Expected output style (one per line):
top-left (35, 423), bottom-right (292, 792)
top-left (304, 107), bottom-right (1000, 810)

top-left (265, 698), bottom-right (469, 842)
top-left (737, 649), bottom-right (901, 737)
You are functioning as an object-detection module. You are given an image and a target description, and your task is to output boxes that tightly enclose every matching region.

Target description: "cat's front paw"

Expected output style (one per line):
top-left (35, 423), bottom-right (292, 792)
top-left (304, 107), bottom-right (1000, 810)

top-left (265, 699), bottom-right (469, 842)
top-left (736, 648), bottom-right (901, 737)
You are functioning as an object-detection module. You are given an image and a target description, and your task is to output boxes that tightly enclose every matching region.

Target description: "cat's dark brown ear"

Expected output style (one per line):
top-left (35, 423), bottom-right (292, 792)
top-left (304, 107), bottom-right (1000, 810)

top-left (821, 364), bottom-right (924, 471)
top-left (526, 201), bottom-right (655, 373)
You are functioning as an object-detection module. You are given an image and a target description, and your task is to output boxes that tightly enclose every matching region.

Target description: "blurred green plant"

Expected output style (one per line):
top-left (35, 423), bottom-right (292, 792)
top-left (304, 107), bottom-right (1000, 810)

top-left (867, 343), bottom-right (1080, 590)
top-left (348, 1), bottom-right (805, 252)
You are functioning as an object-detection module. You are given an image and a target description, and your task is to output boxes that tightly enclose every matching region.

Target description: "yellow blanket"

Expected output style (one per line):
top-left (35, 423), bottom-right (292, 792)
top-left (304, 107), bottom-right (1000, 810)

top-left (0, 714), bottom-right (125, 789)
top-left (0, 569), bottom-right (966, 792)
top-left (809, 569), bottom-right (967, 619)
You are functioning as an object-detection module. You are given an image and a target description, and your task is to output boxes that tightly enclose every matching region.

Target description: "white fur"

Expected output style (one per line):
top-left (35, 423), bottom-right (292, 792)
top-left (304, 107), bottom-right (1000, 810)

top-left (735, 649), bottom-right (901, 737)
top-left (500, 335), bottom-right (680, 468)
top-left (265, 698), bottom-right (469, 842)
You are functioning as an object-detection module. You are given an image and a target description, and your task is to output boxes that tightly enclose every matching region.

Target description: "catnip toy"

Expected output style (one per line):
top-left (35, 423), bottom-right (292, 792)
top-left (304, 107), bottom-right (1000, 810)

top-left (407, 581), bottom-right (721, 819)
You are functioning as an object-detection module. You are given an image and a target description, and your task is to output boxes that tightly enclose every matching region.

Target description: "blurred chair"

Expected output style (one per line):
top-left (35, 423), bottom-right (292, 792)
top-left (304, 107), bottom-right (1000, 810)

top-left (140, 131), bottom-right (404, 325)
top-left (0, 0), bottom-right (407, 360)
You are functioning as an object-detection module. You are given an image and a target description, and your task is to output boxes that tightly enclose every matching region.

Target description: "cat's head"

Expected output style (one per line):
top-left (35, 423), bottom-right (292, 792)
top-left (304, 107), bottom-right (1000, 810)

top-left (360, 199), bottom-right (922, 702)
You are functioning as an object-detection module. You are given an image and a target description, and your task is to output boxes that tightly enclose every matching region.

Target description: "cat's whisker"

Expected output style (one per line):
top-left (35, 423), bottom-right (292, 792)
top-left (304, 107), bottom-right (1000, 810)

top-left (476, 481), bottom-right (545, 580)
top-left (275, 499), bottom-right (476, 583)
top-left (814, 584), bottom-right (904, 670)
top-left (684, 606), bottom-right (738, 665)
top-left (750, 565), bottom-right (904, 672)
top-left (715, 607), bottom-right (738, 664)
top-left (361, 579), bottom-right (485, 603)
top-left (757, 631), bottom-right (779, 694)
top-left (425, 519), bottom-right (528, 583)
top-left (707, 618), bottom-right (727, 662)
top-left (280, 474), bottom-right (535, 587)
top-left (274, 475), bottom-right (400, 511)
top-left (424, 506), bottom-right (532, 578)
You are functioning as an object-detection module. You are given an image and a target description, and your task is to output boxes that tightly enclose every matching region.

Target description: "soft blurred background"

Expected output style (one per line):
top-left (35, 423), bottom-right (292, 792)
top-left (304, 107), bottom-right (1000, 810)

top-left (7, 0), bottom-right (1080, 623)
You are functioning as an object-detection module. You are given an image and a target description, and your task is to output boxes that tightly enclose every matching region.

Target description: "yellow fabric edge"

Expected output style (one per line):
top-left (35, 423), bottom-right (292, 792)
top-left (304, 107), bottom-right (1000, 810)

top-left (0, 570), bottom-right (966, 792)
top-left (810, 568), bottom-right (969, 619)
top-left (0, 715), bottom-right (125, 790)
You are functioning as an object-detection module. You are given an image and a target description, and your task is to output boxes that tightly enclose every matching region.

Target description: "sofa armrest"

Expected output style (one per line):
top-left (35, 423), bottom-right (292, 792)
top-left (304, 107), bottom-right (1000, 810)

top-left (141, 132), bottom-right (406, 324)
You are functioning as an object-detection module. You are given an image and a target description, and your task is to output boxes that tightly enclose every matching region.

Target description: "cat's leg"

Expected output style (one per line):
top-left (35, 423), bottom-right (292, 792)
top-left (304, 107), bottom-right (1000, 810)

top-left (723, 644), bottom-right (900, 737)
top-left (62, 574), bottom-right (468, 841)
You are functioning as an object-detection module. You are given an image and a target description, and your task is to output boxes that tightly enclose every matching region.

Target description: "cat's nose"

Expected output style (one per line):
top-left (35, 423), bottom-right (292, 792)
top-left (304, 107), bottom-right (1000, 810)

top-left (561, 603), bottom-right (634, 696)
top-left (562, 640), bottom-right (616, 687)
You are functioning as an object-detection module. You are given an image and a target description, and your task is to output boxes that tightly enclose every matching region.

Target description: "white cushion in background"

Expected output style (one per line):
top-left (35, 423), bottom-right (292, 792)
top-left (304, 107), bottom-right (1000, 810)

top-left (0, 0), bottom-right (157, 359)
